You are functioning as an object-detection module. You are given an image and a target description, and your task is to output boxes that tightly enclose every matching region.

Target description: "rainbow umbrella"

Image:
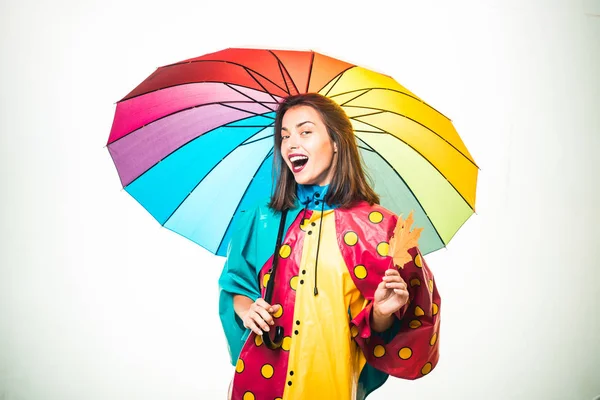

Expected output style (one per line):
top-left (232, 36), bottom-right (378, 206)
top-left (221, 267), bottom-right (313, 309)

top-left (107, 48), bottom-right (478, 256)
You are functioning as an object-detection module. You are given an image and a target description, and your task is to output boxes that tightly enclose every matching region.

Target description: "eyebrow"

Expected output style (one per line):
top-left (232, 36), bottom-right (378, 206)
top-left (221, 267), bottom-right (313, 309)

top-left (281, 120), bottom-right (315, 131)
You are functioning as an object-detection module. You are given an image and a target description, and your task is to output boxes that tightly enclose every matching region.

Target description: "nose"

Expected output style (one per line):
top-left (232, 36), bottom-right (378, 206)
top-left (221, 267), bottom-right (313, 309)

top-left (287, 134), bottom-right (299, 150)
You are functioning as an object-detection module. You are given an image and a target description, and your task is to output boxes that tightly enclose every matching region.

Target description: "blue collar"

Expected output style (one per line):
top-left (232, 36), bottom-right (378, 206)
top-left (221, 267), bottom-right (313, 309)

top-left (295, 184), bottom-right (337, 210)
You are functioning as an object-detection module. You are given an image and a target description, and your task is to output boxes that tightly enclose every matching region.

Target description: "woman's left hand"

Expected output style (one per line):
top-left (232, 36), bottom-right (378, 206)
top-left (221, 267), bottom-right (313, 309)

top-left (373, 268), bottom-right (409, 317)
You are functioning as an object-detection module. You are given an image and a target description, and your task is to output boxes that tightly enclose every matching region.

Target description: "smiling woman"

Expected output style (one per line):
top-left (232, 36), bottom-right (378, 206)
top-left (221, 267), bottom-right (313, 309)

top-left (280, 106), bottom-right (337, 185)
top-left (218, 93), bottom-right (441, 400)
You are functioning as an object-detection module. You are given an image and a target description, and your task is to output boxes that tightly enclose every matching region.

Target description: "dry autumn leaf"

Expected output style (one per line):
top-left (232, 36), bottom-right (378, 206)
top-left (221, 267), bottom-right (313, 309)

top-left (389, 211), bottom-right (423, 268)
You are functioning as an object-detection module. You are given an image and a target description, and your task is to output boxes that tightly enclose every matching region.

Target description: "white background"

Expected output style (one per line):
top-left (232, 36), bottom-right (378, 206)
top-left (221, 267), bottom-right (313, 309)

top-left (1, 0), bottom-right (599, 399)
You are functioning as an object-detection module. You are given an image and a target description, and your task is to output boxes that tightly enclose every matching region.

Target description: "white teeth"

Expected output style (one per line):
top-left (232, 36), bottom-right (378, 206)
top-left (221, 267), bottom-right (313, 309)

top-left (290, 155), bottom-right (308, 162)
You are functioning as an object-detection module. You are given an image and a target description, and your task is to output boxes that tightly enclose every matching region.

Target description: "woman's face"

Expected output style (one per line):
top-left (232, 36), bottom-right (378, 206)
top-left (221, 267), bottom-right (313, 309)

top-left (280, 105), bottom-right (337, 186)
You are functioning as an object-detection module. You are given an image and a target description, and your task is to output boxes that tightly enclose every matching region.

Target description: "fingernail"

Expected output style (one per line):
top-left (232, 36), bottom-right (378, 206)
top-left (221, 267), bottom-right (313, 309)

top-left (264, 326), bottom-right (270, 332)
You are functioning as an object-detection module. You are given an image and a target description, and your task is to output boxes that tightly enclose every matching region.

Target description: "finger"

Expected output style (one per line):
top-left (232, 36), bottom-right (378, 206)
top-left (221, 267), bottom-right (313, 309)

top-left (255, 298), bottom-right (274, 313)
top-left (385, 269), bottom-right (400, 276)
top-left (244, 318), bottom-right (264, 336)
top-left (254, 306), bottom-right (275, 328)
top-left (249, 309), bottom-right (271, 331)
top-left (270, 304), bottom-right (281, 314)
top-left (393, 288), bottom-right (409, 296)
top-left (383, 274), bottom-right (403, 283)
top-left (386, 282), bottom-right (408, 290)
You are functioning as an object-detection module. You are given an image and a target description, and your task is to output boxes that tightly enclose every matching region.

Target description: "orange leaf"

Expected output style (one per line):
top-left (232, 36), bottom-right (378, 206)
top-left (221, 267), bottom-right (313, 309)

top-left (389, 211), bottom-right (423, 268)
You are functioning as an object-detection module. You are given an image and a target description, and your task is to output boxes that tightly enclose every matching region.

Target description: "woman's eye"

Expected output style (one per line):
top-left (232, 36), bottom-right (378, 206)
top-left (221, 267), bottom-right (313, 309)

top-left (281, 135), bottom-right (289, 140)
top-left (301, 131), bottom-right (312, 135)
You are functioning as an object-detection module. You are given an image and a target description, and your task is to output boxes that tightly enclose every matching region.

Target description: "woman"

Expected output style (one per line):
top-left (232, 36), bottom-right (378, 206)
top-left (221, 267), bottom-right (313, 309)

top-left (219, 93), bottom-right (441, 400)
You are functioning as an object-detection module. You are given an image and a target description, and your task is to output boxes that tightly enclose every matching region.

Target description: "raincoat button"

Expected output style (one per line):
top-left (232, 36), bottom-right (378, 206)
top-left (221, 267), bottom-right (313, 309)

top-left (302, 270), bottom-right (306, 274)
top-left (315, 200), bottom-right (320, 205)
top-left (294, 330), bottom-right (299, 335)
top-left (296, 320), bottom-right (300, 325)
top-left (290, 371), bottom-right (294, 376)
top-left (300, 280), bottom-right (304, 284)
top-left (308, 231), bottom-right (312, 235)
top-left (315, 192), bottom-right (320, 197)
top-left (311, 222), bottom-right (316, 226)
top-left (288, 381), bottom-right (292, 386)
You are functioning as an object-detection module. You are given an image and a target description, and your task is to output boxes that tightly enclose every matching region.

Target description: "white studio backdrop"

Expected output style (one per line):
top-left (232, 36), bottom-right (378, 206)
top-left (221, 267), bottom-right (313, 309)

top-left (1, 0), bottom-right (599, 399)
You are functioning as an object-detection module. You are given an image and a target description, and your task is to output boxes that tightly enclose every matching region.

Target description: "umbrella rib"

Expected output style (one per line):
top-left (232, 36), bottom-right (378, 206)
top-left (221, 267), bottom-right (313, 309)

top-left (332, 87), bottom-right (452, 122)
top-left (219, 99), bottom-right (276, 115)
top-left (305, 51), bottom-right (315, 94)
top-left (277, 60), bottom-right (292, 95)
top-left (120, 61), bottom-right (290, 103)
top-left (243, 66), bottom-right (282, 105)
top-left (268, 50), bottom-right (300, 95)
top-left (338, 88), bottom-right (372, 107)
top-left (356, 136), bottom-right (446, 247)
top-left (224, 83), bottom-right (280, 112)
top-left (354, 125), bottom-right (475, 212)
top-left (157, 59), bottom-right (289, 94)
top-left (109, 99), bottom-right (277, 145)
top-left (119, 116), bottom-right (271, 188)
top-left (322, 67), bottom-right (355, 97)
top-left (161, 134), bottom-right (274, 228)
top-left (349, 107), bottom-right (479, 169)
top-left (240, 134), bottom-right (274, 146)
top-left (215, 147), bottom-right (275, 253)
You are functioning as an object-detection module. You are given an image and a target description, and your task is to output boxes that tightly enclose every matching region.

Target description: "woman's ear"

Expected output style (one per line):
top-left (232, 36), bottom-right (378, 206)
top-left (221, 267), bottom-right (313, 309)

top-left (333, 142), bottom-right (338, 153)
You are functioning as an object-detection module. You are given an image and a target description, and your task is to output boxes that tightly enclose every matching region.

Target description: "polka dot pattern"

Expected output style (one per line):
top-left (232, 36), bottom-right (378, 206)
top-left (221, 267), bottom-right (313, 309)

top-left (409, 320), bottom-right (422, 329)
top-left (376, 242), bottom-right (389, 257)
top-left (344, 231), bottom-right (358, 246)
top-left (262, 273), bottom-right (270, 289)
top-left (414, 253), bottom-right (423, 268)
top-left (414, 306), bottom-right (425, 317)
top-left (236, 359), bottom-right (245, 373)
top-left (428, 279), bottom-right (434, 293)
top-left (290, 276), bottom-right (298, 291)
top-left (272, 305), bottom-right (283, 319)
top-left (243, 392), bottom-right (255, 400)
top-left (279, 244), bottom-right (291, 259)
top-left (354, 265), bottom-right (367, 279)
top-left (432, 303), bottom-right (439, 315)
top-left (254, 335), bottom-right (263, 347)
top-left (373, 345), bottom-right (386, 358)
top-left (430, 332), bottom-right (438, 346)
top-left (410, 278), bottom-right (421, 287)
top-left (421, 362), bottom-right (433, 375)
top-left (281, 336), bottom-right (292, 351)
top-left (261, 364), bottom-right (274, 379)
top-left (398, 347), bottom-right (412, 360)
top-left (368, 211), bottom-right (383, 224)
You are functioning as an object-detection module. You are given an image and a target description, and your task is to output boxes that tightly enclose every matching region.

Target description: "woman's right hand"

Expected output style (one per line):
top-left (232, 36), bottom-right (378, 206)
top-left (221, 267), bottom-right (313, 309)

top-left (240, 298), bottom-right (281, 336)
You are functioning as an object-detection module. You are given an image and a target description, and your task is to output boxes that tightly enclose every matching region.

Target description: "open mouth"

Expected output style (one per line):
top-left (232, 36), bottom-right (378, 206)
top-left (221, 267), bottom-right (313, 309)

top-left (289, 155), bottom-right (309, 173)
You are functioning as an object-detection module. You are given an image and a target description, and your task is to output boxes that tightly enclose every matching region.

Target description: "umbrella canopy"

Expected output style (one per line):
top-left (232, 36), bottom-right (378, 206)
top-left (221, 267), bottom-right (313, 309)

top-left (107, 48), bottom-right (478, 257)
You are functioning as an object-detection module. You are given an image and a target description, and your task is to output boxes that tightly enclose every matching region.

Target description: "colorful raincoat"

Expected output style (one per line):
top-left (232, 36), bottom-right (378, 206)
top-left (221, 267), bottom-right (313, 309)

top-left (218, 184), bottom-right (441, 400)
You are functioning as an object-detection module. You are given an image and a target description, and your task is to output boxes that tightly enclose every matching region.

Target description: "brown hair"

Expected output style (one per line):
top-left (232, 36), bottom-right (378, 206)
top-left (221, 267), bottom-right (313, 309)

top-left (269, 93), bottom-right (380, 211)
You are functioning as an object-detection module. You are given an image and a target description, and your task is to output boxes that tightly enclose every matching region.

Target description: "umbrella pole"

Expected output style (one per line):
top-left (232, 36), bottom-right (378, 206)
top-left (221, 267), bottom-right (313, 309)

top-left (262, 209), bottom-right (288, 350)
